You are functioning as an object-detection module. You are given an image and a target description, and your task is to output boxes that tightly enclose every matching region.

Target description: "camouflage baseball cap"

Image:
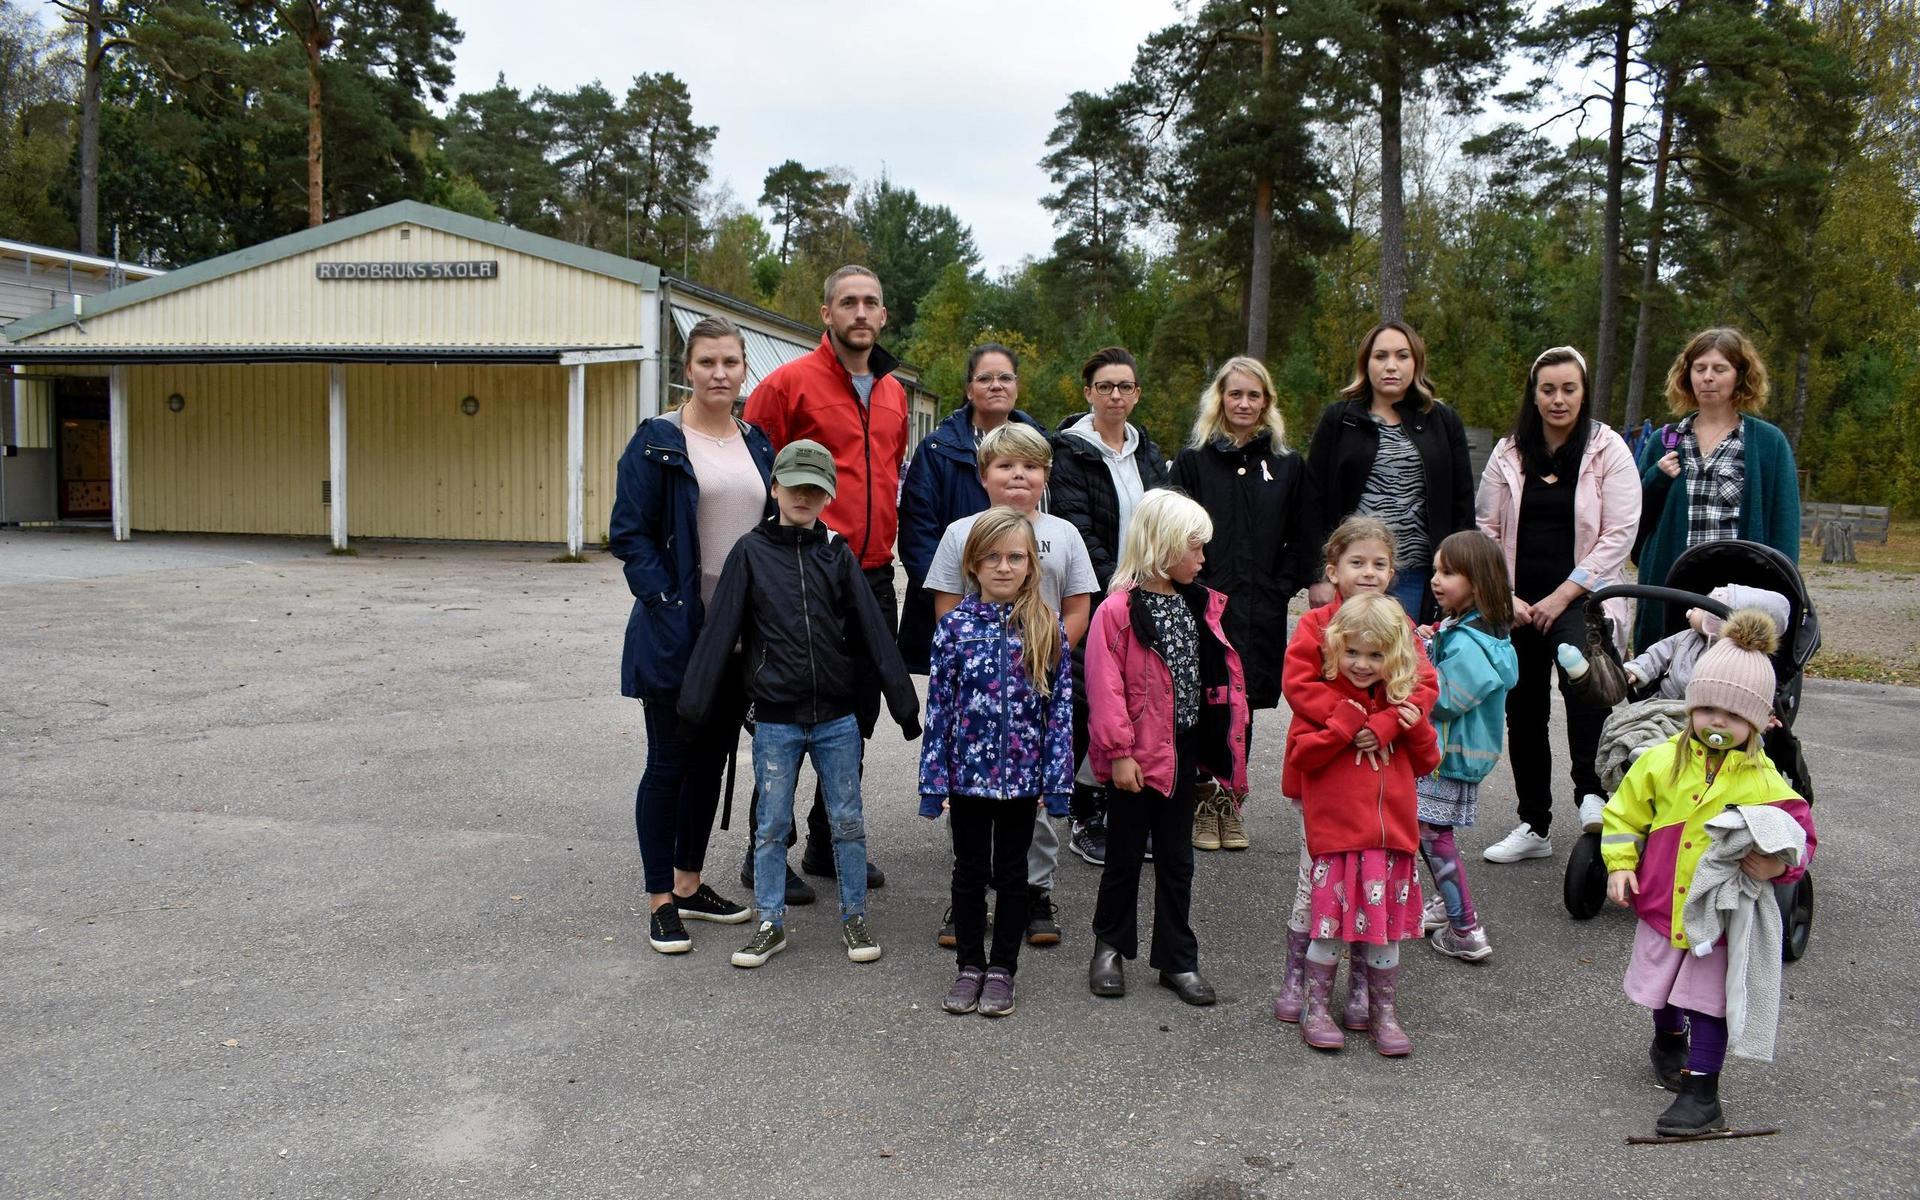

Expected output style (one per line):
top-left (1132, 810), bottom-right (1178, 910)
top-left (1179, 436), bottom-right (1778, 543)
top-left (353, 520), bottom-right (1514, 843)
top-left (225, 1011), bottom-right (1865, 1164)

top-left (772, 439), bottom-right (837, 497)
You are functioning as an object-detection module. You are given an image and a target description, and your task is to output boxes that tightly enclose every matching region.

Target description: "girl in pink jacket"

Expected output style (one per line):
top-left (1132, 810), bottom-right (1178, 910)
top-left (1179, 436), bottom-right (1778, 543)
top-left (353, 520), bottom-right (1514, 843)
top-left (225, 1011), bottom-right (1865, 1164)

top-left (1084, 491), bottom-right (1249, 1008)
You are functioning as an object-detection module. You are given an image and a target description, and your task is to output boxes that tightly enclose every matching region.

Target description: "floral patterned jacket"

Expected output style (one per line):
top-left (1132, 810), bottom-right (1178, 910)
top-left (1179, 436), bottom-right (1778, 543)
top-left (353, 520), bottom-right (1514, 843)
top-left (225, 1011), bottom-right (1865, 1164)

top-left (919, 594), bottom-right (1076, 817)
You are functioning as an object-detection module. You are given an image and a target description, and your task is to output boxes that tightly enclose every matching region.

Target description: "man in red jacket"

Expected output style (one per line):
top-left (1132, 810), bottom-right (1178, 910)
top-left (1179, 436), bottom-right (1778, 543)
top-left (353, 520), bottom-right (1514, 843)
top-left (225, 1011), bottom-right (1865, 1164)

top-left (740, 265), bottom-right (910, 898)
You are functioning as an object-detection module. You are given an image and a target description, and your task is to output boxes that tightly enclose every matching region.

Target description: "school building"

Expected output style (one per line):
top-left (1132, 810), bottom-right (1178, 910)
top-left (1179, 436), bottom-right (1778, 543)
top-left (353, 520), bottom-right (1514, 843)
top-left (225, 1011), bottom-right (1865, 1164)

top-left (0, 202), bottom-right (937, 553)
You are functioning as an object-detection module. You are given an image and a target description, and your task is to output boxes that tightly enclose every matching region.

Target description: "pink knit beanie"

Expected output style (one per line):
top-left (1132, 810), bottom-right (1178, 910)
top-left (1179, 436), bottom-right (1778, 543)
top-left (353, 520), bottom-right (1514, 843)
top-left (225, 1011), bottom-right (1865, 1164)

top-left (1685, 608), bottom-right (1779, 729)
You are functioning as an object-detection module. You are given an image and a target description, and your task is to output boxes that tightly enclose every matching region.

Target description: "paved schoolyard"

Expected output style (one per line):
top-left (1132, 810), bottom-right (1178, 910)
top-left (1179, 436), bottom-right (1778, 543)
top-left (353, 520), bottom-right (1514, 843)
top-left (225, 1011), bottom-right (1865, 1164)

top-left (2, 530), bottom-right (1915, 1200)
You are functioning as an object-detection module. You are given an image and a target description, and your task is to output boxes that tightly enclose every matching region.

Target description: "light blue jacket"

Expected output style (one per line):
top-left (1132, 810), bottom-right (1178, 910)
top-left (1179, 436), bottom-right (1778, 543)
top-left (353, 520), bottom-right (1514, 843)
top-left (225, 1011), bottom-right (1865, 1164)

top-left (1428, 612), bottom-right (1519, 784)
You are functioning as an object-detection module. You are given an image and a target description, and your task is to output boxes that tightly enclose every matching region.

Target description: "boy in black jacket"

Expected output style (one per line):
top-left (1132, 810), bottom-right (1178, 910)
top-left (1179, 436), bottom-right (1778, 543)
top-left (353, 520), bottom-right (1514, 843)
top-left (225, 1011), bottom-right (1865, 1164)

top-left (679, 440), bottom-right (921, 969)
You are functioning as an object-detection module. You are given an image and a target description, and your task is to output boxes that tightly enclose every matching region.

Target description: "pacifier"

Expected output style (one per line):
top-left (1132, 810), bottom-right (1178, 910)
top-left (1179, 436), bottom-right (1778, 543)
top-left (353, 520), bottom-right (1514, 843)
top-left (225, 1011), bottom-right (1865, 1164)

top-left (1699, 728), bottom-right (1737, 750)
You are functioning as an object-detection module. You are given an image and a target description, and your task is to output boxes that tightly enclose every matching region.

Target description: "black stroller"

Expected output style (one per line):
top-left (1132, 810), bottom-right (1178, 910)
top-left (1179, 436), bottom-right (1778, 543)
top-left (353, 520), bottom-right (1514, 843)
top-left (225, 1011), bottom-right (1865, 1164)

top-left (1561, 539), bottom-right (1819, 962)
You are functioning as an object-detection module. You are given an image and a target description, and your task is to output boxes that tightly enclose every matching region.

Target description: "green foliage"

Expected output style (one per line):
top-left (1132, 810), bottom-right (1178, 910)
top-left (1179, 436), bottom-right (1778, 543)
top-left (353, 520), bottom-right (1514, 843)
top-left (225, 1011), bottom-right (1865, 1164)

top-left (851, 175), bottom-right (978, 336)
top-left (0, 1), bottom-right (78, 246)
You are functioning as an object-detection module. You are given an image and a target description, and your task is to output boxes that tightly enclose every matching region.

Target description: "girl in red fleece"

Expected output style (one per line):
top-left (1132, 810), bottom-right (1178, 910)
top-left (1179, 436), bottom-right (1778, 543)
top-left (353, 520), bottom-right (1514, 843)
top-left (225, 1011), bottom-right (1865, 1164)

top-left (1272, 517), bottom-right (1437, 1030)
top-left (1285, 593), bottom-right (1440, 1055)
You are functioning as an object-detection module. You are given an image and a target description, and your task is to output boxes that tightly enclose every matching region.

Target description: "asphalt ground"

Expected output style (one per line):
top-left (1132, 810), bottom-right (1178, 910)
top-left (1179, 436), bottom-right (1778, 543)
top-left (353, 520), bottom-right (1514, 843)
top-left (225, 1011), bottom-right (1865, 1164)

top-left (2, 529), bottom-right (1915, 1200)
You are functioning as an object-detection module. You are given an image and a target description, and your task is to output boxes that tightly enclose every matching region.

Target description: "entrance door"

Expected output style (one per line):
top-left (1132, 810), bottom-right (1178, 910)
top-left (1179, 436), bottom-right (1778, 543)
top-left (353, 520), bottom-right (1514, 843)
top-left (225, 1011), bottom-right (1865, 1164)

top-left (56, 379), bottom-right (110, 519)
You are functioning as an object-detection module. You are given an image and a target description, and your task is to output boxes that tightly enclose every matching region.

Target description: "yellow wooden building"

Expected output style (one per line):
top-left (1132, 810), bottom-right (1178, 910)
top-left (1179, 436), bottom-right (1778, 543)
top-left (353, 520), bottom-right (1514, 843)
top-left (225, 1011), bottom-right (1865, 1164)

top-left (1, 202), bottom-right (936, 553)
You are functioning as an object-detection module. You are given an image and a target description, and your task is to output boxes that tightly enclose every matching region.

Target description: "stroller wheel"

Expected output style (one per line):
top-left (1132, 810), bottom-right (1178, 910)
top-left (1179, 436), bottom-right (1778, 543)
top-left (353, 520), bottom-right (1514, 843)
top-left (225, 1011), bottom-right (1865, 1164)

top-left (1777, 873), bottom-right (1813, 963)
top-left (1563, 831), bottom-right (1607, 920)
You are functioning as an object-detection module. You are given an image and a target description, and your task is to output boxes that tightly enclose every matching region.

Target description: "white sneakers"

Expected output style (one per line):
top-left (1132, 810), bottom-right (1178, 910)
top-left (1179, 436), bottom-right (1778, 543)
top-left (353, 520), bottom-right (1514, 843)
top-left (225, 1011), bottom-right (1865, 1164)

top-left (1579, 794), bottom-right (1608, 833)
top-left (1482, 824), bottom-right (1553, 863)
top-left (1422, 892), bottom-right (1449, 932)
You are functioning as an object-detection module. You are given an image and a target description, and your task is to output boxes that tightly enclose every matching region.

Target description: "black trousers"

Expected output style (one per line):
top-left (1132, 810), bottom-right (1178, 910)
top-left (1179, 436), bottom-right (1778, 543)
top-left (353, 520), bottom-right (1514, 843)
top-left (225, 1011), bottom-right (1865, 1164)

top-left (635, 655), bottom-right (748, 894)
top-left (1506, 597), bottom-right (1606, 836)
top-left (1067, 646), bottom-right (1102, 821)
top-left (745, 565), bottom-right (898, 861)
top-left (949, 795), bottom-right (1037, 973)
top-left (1091, 731), bottom-right (1200, 972)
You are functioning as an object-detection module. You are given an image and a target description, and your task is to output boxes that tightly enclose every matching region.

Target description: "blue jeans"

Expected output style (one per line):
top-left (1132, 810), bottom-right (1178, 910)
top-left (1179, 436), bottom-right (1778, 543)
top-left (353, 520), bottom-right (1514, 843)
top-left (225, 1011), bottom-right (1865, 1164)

top-left (752, 715), bottom-right (866, 925)
top-left (1389, 565), bottom-right (1432, 621)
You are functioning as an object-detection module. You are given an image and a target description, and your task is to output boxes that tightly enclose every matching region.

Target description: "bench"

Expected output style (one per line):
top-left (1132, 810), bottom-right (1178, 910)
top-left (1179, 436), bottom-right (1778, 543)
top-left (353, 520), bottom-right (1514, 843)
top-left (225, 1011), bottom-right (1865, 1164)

top-left (1801, 502), bottom-right (1891, 545)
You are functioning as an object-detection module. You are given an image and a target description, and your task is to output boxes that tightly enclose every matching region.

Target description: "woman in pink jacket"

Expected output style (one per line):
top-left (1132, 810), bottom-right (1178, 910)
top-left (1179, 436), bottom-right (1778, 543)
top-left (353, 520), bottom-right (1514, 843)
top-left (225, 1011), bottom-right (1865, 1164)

top-left (1475, 347), bottom-right (1641, 865)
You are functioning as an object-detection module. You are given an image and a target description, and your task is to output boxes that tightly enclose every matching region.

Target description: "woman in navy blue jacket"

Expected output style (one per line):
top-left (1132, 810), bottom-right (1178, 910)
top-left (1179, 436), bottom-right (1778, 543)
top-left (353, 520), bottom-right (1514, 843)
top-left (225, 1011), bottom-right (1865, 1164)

top-left (895, 342), bottom-right (1049, 673)
top-left (610, 316), bottom-right (775, 955)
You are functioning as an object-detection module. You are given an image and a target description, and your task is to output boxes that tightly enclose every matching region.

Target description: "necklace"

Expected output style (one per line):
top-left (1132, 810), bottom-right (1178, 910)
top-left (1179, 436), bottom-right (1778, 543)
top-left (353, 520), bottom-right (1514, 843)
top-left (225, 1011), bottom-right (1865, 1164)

top-left (684, 419), bottom-right (738, 447)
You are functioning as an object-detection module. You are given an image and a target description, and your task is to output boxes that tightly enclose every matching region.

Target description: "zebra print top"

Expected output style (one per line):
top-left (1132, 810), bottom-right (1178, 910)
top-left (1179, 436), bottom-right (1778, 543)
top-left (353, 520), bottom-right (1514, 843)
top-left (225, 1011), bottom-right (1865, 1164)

top-left (1356, 416), bottom-right (1430, 567)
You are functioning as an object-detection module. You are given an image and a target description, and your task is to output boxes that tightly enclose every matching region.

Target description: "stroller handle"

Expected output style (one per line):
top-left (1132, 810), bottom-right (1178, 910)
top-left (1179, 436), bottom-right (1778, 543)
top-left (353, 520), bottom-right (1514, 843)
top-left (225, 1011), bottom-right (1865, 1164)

top-left (1588, 584), bottom-right (1731, 620)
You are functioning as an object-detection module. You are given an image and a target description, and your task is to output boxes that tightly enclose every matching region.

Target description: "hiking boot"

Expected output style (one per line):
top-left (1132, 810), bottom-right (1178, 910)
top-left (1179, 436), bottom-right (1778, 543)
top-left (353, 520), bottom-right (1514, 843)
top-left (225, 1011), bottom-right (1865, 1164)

top-left (843, 915), bottom-right (882, 963)
top-left (1300, 958), bottom-right (1344, 1050)
top-left (1025, 887), bottom-right (1062, 946)
top-left (1482, 824), bottom-right (1553, 863)
top-left (1192, 784), bottom-right (1222, 851)
top-left (1271, 928), bottom-right (1310, 1023)
top-left (1651, 1030), bottom-right (1689, 1092)
top-left (730, 921), bottom-right (786, 968)
top-left (672, 882), bottom-right (751, 924)
top-left (937, 905), bottom-right (958, 949)
top-left (1364, 964), bottom-right (1413, 1057)
top-left (978, 967), bottom-right (1016, 1017)
top-left (648, 903), bottom-right (691, 955)
top-left (943, 966), bottom-right (984, 1014)
top-left (1431, 923), bottom-right (1493, 962)
top-left (1655, 1072), bottom-right (1728, 1137)
top-left (1217, 793), bottom-right (1249, 850)
top-left (1070, 815), bottom-right (1107, 866)
top-left (1422, 892), bottom-right (1449, 932)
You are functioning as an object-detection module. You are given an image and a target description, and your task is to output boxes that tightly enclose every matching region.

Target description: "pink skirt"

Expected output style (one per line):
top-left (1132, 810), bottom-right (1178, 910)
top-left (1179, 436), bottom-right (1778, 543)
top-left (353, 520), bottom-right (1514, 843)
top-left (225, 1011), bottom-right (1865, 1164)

top-left (1622, 920), bottom-right (1728, 1016)
top-left (1305, 850), bottom-right (1423, 945)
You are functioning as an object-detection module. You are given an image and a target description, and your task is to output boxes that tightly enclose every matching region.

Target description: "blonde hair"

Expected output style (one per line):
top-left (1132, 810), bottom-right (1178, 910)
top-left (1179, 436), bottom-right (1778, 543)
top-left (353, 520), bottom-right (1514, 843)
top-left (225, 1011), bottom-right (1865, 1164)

top-left (962, 508), bottom-right (1061, 697)
top-left (1322, 515), bottom-right (1397, 572)
top-left (1189, 356), bottom-right (1287, 450)
top-left (1664, 327), bottom-right (1770, 415)
top-left (1110, 490), bottom-right (1212, 592)
top-left (977, 422), bottom-right (1052, 473)
top-left (1322, 593), bottom-right (1419, 704)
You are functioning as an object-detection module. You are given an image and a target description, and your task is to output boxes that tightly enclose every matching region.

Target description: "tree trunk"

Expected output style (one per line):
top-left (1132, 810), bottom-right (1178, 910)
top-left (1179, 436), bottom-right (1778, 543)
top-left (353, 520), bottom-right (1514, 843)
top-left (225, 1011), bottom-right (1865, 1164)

top-left (1592, 3), bottom-right (1633, 424)
top-left (1245, 19), bottom-right (1274, 359)
top-left (78, 0), bottom-right (103, 255)
top-left (1623, 67), bottom-right (1677, 429)
top-left (1377, 17), bottom-right (1407, 323)
top-left (1788, 342), bottom-right (1812, 450)
top-left (305, 30), bottom-right (324, 227)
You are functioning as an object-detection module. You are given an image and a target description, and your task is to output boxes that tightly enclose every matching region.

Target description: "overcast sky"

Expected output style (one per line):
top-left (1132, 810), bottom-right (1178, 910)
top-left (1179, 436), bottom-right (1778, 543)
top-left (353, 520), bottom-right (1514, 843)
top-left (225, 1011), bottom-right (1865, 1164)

top-left (441, 0), bottom-right (1181, 273)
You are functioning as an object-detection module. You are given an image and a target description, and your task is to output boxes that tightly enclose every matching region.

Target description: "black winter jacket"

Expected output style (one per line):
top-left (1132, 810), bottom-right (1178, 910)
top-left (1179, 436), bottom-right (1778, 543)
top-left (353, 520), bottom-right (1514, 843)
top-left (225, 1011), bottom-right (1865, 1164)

top-left (1048, 412), bottom-right (1170, 590)
top-left (1301, 395), bottom-right (1475, 564)
top-left (678, 518), bottom-right (921, 738)
top-left (1169, 431), bottom-right (1315, 707)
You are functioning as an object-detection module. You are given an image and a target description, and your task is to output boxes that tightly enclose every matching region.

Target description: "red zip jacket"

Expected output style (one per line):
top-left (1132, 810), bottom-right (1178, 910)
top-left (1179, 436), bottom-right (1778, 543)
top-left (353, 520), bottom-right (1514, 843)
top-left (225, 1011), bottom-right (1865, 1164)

top-left (1280, 601), bottom-right (1437, 801)
top-left (745, 334), bottom-right (910, 570)
top-left (1286, 672), bottom-right (1440, 857)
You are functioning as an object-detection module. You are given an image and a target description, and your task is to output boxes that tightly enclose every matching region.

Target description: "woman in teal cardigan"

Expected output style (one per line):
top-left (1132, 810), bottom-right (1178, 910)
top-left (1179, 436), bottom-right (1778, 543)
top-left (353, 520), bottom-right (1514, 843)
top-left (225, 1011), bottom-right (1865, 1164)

top-left (1633, 328), bottom-right (1801, 653)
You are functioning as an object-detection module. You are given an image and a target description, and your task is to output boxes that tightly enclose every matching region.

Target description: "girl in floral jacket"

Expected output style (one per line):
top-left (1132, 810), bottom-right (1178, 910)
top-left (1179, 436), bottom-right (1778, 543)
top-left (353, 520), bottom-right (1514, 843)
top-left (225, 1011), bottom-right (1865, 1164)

top-left (921, 508), bottom-right (1074, 1018)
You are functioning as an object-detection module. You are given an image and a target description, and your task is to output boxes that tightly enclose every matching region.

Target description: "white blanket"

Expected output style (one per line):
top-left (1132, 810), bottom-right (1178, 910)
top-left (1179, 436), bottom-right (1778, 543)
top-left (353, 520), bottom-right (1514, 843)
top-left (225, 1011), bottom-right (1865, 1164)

top-left (1680, 805), bottom-right (1807, 1062)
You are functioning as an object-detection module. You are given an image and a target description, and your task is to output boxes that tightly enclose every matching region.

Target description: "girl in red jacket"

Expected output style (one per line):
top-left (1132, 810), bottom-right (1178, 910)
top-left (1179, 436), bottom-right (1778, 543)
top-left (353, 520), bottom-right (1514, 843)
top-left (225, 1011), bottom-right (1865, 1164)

top-left (1273, 517), bottom-right (1437, 1029)
top-left (1285, 593), bottom-right (1441, 1055)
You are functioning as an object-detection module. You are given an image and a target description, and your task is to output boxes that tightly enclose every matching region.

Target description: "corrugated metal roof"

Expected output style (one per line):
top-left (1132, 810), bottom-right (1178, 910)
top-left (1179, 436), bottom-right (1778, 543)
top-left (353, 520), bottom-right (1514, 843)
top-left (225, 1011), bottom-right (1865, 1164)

top-left (671, 304), bottom-right (813, 397)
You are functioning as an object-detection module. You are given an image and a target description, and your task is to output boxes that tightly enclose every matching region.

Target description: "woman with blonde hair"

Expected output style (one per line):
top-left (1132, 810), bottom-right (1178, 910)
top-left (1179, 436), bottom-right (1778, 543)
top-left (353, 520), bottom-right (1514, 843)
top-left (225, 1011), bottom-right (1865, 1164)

top-left (1083, 491), bottom-right (1249, 1006)
top-left (1170, 356), bottom-right (1314, 852)
top-left (1632, 327), bottom-right (1800, 654)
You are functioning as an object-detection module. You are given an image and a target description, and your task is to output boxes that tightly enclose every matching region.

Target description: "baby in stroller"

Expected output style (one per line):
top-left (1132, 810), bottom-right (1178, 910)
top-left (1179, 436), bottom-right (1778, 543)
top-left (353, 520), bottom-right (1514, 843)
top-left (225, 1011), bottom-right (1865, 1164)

top-left (1560, 585), bottom-right (1789, 792)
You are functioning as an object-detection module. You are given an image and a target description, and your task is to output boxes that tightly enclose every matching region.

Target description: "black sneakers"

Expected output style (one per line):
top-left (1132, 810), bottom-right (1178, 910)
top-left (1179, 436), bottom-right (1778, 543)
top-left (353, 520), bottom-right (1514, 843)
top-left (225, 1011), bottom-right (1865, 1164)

top-left (937, 905), bottom-right (958, 949)
top-left (739, 858), bottom-right (818, 906)
top-left (1026, 887), bottom-right (1062, 946)
top-left (673, 882), bottom-right (751, 924)
top-left (648, 904), bottom-right (691, 955)
top-left (1070, 815), bottom-right (1108, 865)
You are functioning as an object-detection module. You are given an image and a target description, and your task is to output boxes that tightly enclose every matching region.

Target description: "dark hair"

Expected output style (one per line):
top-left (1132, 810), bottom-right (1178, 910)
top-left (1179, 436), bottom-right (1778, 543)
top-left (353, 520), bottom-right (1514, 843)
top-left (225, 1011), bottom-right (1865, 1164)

top-left (966, 342), bottom-right (1019, 379)
top-left (1080, 345), bottom-right (1137, 387)
top-left (683, 315), bottom-right (746, 363)
top-left (1513, 346), bottom-right (1592, 478)
top-left (1339, 320), bottom-right (1436, 413)
top-left (1434, 530), bottom-right (1513, 632)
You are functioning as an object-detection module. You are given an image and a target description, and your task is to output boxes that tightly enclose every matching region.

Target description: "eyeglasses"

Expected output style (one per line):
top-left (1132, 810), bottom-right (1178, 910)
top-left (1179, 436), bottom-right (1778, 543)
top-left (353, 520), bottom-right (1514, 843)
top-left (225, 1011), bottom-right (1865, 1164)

top-left (1091, 380), bottom-right (1139, 397)
top-left (971, 372), bottom-right (1018, 387)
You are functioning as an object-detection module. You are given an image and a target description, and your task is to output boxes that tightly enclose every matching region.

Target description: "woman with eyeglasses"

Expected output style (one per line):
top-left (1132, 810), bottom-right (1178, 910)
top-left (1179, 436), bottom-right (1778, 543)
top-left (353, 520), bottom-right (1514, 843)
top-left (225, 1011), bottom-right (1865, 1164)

top-left (1474, 346), bottom-right (1641, 866)
top-left (1049, 346), bottom-right (1171, 867)
top-left (897, 342), bottom-right (1051, 673)
top-left (1303, 320), bottom-right (1474, 620)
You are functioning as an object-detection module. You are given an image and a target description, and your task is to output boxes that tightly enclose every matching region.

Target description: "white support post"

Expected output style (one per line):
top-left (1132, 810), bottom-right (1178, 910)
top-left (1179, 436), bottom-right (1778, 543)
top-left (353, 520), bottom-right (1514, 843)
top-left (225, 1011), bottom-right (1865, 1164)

top-left (636, 284), bottom-right (662, 422)
top-left (328, 364), bottom-right (348, 551)
top-left (566, 363), bottom-right (585, 556)
top-left (109, 365), bottom-right (128, 541)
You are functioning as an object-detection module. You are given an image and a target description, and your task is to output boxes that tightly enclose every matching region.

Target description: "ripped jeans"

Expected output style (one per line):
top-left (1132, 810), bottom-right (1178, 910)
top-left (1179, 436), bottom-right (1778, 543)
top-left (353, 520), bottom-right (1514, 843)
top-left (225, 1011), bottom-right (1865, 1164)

top-left (752, 715), bottom-right (866, 925)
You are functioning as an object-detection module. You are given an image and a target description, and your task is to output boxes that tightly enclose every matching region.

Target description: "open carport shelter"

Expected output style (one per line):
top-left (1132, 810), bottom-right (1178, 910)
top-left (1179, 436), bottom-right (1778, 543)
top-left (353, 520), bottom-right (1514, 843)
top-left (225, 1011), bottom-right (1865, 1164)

top-left (0, 201), bottom-right (935, 554)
